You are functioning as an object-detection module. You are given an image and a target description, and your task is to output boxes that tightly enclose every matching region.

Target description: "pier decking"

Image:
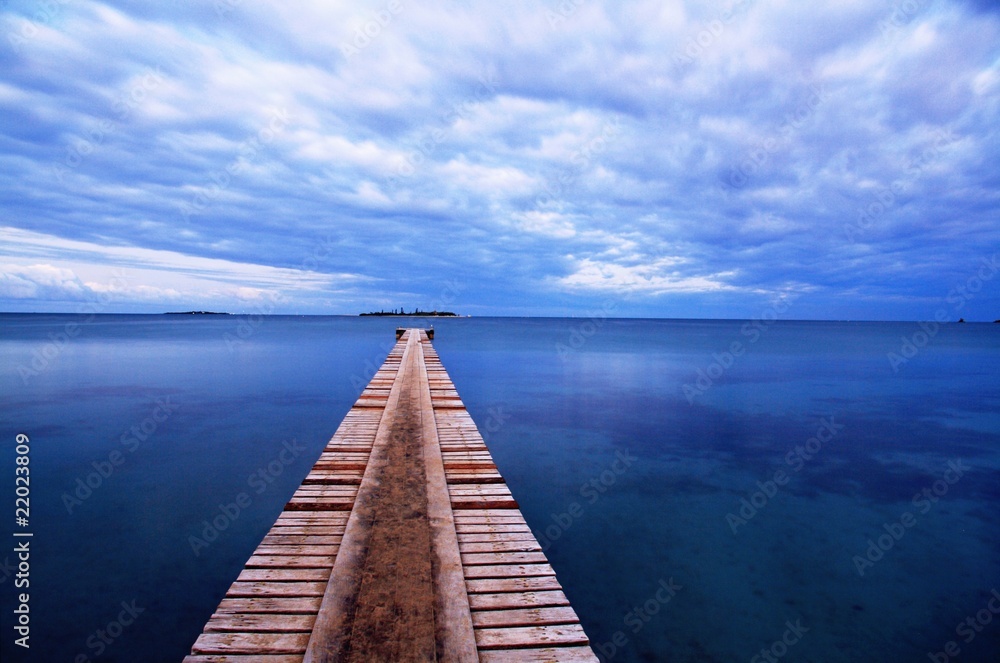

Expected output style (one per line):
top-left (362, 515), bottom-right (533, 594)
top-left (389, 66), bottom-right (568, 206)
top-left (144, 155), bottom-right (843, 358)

top-left (185, 329), bottom-right (597, 662)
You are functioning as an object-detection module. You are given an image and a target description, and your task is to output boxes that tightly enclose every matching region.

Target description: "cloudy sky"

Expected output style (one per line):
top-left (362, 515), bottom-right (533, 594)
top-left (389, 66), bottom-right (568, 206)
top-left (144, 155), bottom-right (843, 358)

top-left (1, 0), bottom-right (998, 319)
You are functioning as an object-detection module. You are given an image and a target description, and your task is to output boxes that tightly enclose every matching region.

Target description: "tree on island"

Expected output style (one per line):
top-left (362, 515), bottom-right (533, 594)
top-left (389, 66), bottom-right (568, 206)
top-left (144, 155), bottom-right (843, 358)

top-left (359, 307), bottom-right (457, 317)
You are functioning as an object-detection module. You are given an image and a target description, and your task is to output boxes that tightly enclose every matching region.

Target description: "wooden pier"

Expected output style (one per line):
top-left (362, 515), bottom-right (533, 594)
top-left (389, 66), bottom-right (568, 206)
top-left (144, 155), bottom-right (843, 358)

top-left (185, 329), bottom-right (597, 662)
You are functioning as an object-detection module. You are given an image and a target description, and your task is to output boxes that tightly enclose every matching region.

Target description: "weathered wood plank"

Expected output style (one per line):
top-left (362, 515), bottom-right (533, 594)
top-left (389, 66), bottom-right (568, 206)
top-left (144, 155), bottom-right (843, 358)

top-left (459, 540), bottom-right (542, 554)
top-left (183, 655), bottom-right (304, 663)
top-left (450, 486), bottom-right (514, 495)
top-left (261, 527), bottom-right (345, 535)
top-left (464, 564), bottom-right (557, 579)
top-left (455, 524), bottom-right (532, 533)
top-left (274, 514), bottom-right (350, 523)
top-left (416, 331), bottom-right (479, 661)
top-left (453, 515), bottom-right (528, 525)
top-left (260, 535), bottom-right (342, 546)
top-left (275, 510), bottom-right (352, 518)
top-left (468, 590), bottom-right (571, 611)
top-left (189, 330), bottom-right (594, 662)
top-left (205, 613), bottom-right (316, 633)
top-left (457, 532), bottom-right (539, 543)
top-left (245, 555), bottom-right (337, 569)
top-left (251, 545), bottom-right (339, 556)
top-left (192, 632), bottom-right (310, 655)
top-left (462, 552), bottom-right (549, 565)
top-left (225, 582), bottom-right (327, 598)
top-left (471, 607), bottom-right (581, 628)
top-left (215, 598), bottom-right (322, 614)
top-left (238, 568), bottom-right (330, 582)
top-left (452, 498), bottom-right (520, 509)
top-left (283, 501), bottom-right (354, 511)
top-left (475, 624), bottom-right (591, 650)
top-left (466, 576), bottom-right (564, 593)
top-left (478, 646), bottom-right (599, 662)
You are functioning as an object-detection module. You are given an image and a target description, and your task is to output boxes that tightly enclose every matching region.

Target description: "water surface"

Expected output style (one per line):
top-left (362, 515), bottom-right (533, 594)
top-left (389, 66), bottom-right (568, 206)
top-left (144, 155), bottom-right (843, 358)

top-left (0, 314), bottom-right (997, 662)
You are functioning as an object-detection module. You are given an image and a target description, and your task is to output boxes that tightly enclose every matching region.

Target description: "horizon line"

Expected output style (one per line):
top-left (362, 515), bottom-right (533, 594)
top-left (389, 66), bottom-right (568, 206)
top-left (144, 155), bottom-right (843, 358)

top-left (2, 311), bottom-right (997, 324)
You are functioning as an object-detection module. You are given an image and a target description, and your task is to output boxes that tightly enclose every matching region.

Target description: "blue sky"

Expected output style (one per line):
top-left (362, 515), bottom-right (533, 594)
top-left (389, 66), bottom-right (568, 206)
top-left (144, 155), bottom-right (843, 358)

top-left (1, 1), bottom-right (998, 319)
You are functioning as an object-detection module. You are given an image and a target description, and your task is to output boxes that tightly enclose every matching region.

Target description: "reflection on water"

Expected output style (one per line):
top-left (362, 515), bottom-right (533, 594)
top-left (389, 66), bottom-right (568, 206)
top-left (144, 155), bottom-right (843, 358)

top-left (0, 314), bottom-right (997, 662)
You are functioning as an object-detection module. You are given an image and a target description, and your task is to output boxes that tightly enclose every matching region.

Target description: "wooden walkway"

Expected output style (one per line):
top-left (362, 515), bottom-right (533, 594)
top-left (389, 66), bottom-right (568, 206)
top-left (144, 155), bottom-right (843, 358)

top-left (185, 329), bottom-right (597, 662)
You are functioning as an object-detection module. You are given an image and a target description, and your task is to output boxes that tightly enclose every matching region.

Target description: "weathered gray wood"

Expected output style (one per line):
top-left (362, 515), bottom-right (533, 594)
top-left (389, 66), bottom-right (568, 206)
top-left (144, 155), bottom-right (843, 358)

top-left (416, 333), bottom-right (479, 662)
top-left (301, 335), bottom-right (411, 663)
top-left (462, 552), bottom-right (549, 565)
top-left (466, 576), bottom-right (565, 593)
top-left (478, 646), bottom-right (600, 662)
top-left (225, 582), bottom-right (327, 598)
top-left (475, 624), bottom-right (592, 649)
top-left (214, 598), bottom-right (322, 614)
top-left (238, 568), bottom-right (330, 582)
top-left (183, 655), bottom-right (303, 663)
top-left (188, 330), bottom-right (595, 662)
top-left (191, 632), bottom-right (310, 655)
top-left (204, 613), bottom-right (316, 633)
top-left (471, 607), bottom-right (581, 628)
top-left (468, 590), bottom-right (571, 610)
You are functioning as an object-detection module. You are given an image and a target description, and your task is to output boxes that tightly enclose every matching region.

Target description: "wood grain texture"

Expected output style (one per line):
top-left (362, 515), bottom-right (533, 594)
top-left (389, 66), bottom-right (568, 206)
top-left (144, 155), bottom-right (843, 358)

top-left (187, 329), bottom-right (596, 662)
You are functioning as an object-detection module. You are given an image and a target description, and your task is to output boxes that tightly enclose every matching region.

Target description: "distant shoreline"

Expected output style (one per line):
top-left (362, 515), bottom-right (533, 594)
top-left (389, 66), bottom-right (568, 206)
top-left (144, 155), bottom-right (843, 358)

top-left (359, 311), bottom-right (459, 317)
top-left (1, 311), bottom-right (997, 322)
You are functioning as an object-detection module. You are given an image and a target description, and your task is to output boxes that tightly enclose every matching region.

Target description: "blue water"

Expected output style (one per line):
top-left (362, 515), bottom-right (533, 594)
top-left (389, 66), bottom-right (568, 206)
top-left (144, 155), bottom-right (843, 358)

top-left (0, 314), bottom-right (998, 662)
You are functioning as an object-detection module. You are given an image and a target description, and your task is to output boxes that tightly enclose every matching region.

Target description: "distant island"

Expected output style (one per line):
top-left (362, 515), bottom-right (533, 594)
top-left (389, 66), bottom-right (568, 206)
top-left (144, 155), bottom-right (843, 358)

top-left (163, 311), bottom-right (231, 315)
top-left (360, 308), bottom-right (458, 317)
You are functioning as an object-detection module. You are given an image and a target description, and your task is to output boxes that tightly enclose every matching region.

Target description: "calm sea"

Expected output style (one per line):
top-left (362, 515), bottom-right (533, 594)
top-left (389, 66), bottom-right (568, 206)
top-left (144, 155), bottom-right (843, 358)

top-left (0, 314), bottom-right (998, 662)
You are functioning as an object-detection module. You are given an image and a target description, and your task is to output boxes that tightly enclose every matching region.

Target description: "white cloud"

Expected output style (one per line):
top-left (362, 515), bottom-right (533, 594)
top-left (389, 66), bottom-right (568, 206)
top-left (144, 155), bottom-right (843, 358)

top-left (0, 264), bottom-right (85, 299)
top-left (0, 0), bottom-right (997, 317)
top-left (0, 227), bottom-right (367, 308)
top-left (510, 210), bottom-right (577, 239)
top-left (557, 257), bottom-right (738, 295)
